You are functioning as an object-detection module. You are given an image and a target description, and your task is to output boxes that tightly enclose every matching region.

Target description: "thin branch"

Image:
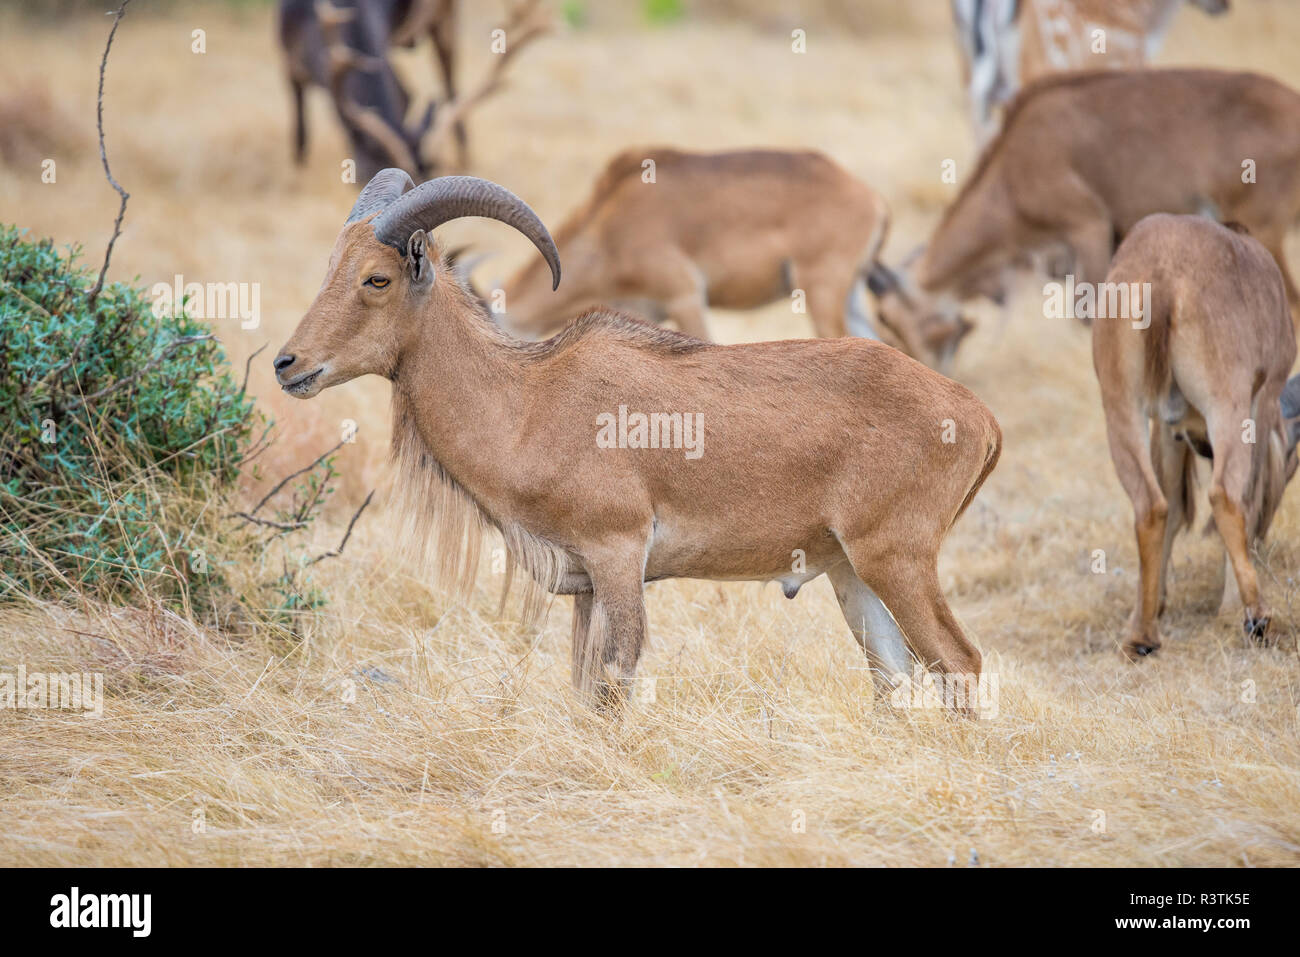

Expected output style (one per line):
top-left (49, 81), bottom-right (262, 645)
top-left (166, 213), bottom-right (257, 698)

top-left (63, 334), bottom-right (214, 408)
top-left (306, 489), bottom-right (376, 565)
top-left (249, 437), bottom-right (348, 516)
top-left (291, 462), bottom-right (333, 525)
top-left (423, 0), bottom-right (551, 163)
top-left (239, 343), bottom-right (268, 398)
top-left (235, 419), bottom-right (277, 467)
top-left (87, 0), bottom-right (132, 310)
top-left (231, 513), bottom-right (309, 531)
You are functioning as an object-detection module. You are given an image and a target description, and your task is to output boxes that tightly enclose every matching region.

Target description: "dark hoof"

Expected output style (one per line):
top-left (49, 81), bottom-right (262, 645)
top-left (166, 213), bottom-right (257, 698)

top-left (1123, 641), bottom-right (1160, 660)
top-left (1244, 615), bottom-right (1271, 644)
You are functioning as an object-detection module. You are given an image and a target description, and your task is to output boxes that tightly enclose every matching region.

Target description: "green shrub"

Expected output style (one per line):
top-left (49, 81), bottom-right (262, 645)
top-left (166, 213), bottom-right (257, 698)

top-left (0, 225), bottom-right (255, 601)
top-left (561, 0), bottom-right (588, 29)
top-left (644, 0), bottom-right (686, 25)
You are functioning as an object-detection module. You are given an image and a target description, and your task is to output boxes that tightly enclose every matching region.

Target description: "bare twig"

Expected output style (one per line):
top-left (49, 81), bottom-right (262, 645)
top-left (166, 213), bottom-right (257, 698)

top-left (235, 419), bottom-right (277, 467)
top-left (64, 334), bottom-right (214, 409)
top-left (291, 463), bottom-right (333, 525)
top-left (305, 488), bottom-right (376, 565)
top-left (423, 0), bottom-right (551, 163)
top-left (249, 437), bottom-right (348, 516)
top-left (232, 513), bottom-right (309, 531)
top-left (239, 343), bottom-right (269, 398)
top-left (87, 1), bottom-right (132, 310)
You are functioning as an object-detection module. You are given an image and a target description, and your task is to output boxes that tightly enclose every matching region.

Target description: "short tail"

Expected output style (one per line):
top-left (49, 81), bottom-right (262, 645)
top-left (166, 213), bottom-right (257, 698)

top-left (1141, 287), bottom-right (1173, 402)
top-left (951, 413), bottom-right (1002, 530)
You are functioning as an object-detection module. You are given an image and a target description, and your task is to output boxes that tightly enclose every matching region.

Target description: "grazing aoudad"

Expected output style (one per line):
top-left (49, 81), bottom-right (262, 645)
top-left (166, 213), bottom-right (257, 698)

top-left (1092, 214), bottom-right (1300, 658)
top-left (274, 169), bottom-right (1002, 711)
top-left (874, 68), bottom-right (1300, 367)
top-left (492, 148), bottom-right (925, 349)
top-left (278, 0), bottom-right (438, 179)
top-left (276, 0), bottom-right (546, 179)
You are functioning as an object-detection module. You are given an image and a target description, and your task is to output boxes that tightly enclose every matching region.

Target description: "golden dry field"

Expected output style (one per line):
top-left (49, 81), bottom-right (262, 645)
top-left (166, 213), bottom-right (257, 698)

top-left (1, 0), bottom-right (1299, 867)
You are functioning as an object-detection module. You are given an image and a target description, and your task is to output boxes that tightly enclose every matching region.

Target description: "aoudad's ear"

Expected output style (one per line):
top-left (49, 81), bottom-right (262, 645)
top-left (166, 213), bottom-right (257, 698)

top-left (406, 229), bottom-right (433, 285)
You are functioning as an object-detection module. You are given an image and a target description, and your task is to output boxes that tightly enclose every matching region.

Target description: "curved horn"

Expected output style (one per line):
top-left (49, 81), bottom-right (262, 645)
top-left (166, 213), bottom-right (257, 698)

top-left (371, 175), bottom-right (560, 290)
top-left (346, 167), bottom-right (415, 224)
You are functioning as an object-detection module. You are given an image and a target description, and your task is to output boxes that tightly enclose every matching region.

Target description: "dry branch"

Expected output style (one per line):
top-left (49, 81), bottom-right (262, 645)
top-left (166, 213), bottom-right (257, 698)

top-left (231, 513), bottom-right (309, 531)
top-left (422, 0), bottom-right (551, 164)
top-left (247, 436), bottom-right (348, 517)
top-left (87, 0), bottom-right (132, 310)
top-left (239, 343), bottom-right (268, 398)
top-left (305, 488), bottom-right (377, 565)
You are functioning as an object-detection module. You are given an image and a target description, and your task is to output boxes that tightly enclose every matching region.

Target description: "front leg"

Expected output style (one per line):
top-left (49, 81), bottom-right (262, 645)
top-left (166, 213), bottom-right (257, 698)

top-left (572, 545), bottom-right (650, 710)
top-left (1063, 218), bottom-right (1116, 317)
top-left (1054, 176), bottom-right (1115, 323)
top-left (663, 290), bottom-right (711, 341)
top-left (636, 253), bottom-right (710, 340)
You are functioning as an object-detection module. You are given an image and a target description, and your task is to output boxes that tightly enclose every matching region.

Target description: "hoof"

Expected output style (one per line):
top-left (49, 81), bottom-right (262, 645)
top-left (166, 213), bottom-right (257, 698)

top-left (1244, 615), bottom-right (1271, 644)
top-left (1123, 640), bottom-right (1161, 661)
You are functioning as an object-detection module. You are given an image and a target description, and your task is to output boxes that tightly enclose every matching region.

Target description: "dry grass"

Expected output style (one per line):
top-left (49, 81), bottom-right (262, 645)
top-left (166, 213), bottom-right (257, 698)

top-left (2, 0), bottom-right (1299, 866)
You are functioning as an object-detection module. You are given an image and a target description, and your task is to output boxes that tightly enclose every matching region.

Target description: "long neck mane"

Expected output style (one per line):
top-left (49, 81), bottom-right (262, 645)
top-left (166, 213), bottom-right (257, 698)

top-left (386, 281), bottom-right (568, 623)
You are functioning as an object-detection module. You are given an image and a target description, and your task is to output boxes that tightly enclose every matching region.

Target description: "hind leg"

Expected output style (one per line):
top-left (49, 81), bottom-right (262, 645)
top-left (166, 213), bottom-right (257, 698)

top-left (1151, 424), bottom-right (1193, 616)
top-left (1100, 403), bottom-right (1169, 658)
top-left (1205, 409), bottom-right (1270, 641)
top-left (1276, 252), bottom-right (1300, 338)
top-left (826, 562), bottom-right (911, 699)
top-left (835, 537), bottom-right (984, 715)
top-left (1250, 230), bottom-right (1300, 337)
